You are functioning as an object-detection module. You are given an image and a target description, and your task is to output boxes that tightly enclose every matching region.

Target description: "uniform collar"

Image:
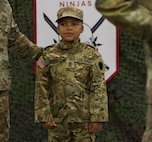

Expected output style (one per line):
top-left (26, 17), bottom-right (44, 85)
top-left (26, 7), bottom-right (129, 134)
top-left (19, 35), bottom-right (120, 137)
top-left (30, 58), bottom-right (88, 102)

top-left (58, 38), bottom-right (82, 50)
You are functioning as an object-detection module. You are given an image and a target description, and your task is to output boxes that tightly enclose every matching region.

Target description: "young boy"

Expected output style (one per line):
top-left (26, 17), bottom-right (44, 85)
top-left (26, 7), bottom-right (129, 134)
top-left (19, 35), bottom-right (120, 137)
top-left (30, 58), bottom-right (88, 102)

top-left (35, 7), bottom-right (108, 142)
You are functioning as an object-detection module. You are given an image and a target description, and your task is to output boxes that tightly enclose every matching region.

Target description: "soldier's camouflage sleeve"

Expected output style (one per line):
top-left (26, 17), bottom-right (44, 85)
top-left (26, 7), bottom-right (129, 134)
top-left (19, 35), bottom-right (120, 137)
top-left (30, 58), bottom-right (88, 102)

top-left (8, 18), bottom-right (43, 60)
top-left (34, 61), bottom-right (53, 123)
top-left (95, 0), bottom-right (152, 40)
top-left (89, 49), bottom-right (108, 122)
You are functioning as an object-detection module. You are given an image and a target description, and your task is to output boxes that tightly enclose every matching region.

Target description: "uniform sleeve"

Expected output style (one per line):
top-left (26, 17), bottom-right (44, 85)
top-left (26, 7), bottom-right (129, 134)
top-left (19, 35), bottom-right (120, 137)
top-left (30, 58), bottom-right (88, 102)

top-left (8, 18), bottom-right (42, 60)
top-left (95, 0), bottom-right (152, 40)
top-left (89, 50), bottom-right (108, 122)
top-left (34, 61), bottom-right (53, 123)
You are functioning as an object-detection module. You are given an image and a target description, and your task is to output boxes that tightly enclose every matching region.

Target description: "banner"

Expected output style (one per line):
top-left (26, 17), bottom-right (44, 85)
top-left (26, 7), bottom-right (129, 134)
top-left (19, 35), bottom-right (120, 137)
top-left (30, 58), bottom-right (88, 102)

top-left (33, 0), bottom-right (119, 82)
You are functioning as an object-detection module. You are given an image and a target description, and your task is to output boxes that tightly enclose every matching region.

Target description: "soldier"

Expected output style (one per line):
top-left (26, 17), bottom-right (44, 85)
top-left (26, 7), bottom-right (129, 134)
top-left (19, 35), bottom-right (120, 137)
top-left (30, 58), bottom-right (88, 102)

top-left (95, 0), bottom-right (152, 142)
top-left (0, 0), bottom-right (42, 141)
top-left (34, 7), bottom-right (108, 142)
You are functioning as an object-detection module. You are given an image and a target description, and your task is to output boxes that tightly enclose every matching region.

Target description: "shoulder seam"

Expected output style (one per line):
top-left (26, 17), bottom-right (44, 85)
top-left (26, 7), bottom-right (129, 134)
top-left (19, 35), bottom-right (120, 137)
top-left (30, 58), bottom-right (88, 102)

top-left (44, 43), bottom-right (57, 50)
top-left (84, 43), bottom-right (96, 49)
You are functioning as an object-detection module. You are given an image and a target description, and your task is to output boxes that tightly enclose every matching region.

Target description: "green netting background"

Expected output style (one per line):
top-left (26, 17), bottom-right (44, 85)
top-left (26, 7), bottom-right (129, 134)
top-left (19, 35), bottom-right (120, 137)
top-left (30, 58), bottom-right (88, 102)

top-left (8, 0), bottom-right (147, 142)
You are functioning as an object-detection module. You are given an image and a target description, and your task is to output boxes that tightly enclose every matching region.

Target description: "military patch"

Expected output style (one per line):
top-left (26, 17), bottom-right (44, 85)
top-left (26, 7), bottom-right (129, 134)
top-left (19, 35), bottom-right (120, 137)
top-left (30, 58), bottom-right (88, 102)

top-left (95, 57), bottom-right (105, 73)
top-left (66, 59), bottom-right (75, 68)
top-left (99, 62), bottom-right (103, 70)
top-left (96, 61), bottom-right (104, 73)
top-left (37, 56), bottom-right (45, 69)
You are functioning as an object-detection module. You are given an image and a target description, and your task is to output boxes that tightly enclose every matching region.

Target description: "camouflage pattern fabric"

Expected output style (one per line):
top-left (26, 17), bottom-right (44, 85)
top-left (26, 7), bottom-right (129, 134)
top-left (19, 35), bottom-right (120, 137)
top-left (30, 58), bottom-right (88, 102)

top-left (35, 39), bottom-right (108, 141)
top-left (0, 91), bottom-right (9, 142)
top-left (0, 0), bottom-right (42, 141)
top-left (56, 7), bottom-right (83, 22)
top-left (95, 0), bottom-right (152, 141)
top-left (47, 117), bottom-right (95, 142)
top-left (0, 0), bottom-right (42, 91)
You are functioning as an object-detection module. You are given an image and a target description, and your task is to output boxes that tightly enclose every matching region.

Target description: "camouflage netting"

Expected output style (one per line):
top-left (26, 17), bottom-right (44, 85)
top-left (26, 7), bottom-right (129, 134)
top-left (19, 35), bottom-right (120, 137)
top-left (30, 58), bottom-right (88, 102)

top-left (8, 0), bottom-right (147, 142)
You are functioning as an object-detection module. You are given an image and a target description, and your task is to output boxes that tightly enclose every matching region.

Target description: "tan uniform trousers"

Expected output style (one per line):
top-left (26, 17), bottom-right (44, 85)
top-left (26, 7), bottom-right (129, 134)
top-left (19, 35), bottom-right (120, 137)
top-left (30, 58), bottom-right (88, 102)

top-left (47, 117), bottom-right (95, 142)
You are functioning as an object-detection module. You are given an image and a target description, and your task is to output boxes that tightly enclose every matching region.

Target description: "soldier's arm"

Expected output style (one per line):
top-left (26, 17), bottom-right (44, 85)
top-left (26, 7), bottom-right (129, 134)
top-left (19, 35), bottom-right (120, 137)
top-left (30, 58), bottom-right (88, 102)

top-left (95, 0), bottom-right (152, 40)
top-left (8, 17), bottom-right (42, 60)
top-left (34, 62), bottom-right (53, 123)
top-left (89, 50), bottom-right (108, 122)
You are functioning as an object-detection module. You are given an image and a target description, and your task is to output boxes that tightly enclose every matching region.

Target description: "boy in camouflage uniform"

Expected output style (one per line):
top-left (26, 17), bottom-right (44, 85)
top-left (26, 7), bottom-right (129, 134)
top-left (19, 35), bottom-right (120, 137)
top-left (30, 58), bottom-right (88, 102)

top-left (95, 0), bottom-right (152, 142)
top-left (35, 7), bottom-right (108, 142)
top-left (0, 0), bottom-right (42, 141)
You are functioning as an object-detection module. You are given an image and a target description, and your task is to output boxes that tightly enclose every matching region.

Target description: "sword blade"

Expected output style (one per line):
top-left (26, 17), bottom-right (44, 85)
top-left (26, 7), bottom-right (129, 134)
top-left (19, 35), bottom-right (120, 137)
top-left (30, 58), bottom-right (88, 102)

top-left (91, 16), bottom-right (105, 33)
top-left (43, 13), bottom-right (58, 35)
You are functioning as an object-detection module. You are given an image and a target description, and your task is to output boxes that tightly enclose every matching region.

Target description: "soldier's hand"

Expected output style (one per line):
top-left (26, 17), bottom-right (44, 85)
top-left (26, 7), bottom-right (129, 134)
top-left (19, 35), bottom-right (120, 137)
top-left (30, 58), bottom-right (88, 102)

top-left (42, 121), bottom-right (57, 128)
top-left (88, 122), bottom-right (102, 134)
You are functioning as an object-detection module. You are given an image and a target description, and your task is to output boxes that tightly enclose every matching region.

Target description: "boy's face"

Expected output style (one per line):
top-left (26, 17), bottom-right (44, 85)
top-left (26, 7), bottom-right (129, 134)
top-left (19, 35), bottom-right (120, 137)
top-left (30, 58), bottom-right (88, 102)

top-left (57, 17), bottom-right (84, 43)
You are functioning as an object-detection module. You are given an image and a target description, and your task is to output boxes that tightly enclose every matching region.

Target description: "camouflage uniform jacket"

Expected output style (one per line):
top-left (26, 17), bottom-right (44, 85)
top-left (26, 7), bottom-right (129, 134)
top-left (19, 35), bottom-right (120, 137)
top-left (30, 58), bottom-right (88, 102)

top-left (35, 39), bottom-right (108, 124)
top-left (95, 1), bottom-right (152, 141)
top-left (95, 0), bottom-right (152, 103)
top-left (0, 0), bottom-right (42, 91)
